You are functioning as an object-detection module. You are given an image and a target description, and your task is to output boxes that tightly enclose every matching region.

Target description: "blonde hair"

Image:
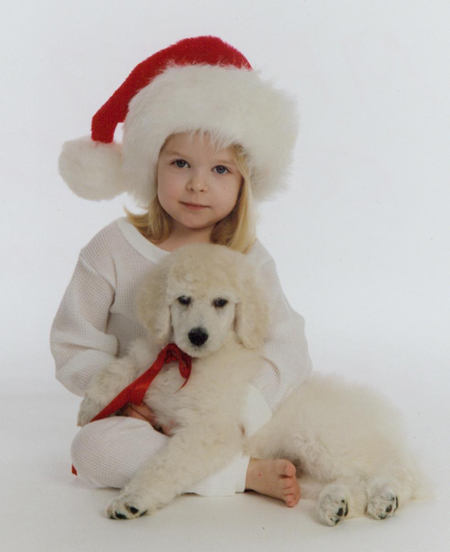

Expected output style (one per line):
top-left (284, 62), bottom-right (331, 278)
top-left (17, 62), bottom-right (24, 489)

top-left (125, 134), bottom-right (257, 254)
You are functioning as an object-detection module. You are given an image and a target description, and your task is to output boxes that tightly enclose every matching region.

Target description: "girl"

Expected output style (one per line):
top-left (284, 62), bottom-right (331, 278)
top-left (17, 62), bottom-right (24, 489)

top-left (51, 36), bottom-right (313, 509)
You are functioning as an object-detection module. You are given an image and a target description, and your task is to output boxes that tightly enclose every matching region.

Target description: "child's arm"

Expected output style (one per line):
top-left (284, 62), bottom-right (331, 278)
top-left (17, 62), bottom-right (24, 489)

top-left (50, 253), bottom-right (118, 397)
top-left (257, 258), bottom-right (313, 406)
top-left (241, 257), bottom-right (313, 434)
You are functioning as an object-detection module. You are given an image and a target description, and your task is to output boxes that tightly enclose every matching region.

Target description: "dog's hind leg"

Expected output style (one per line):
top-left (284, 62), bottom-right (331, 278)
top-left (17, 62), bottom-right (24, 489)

top-left (365, 479), bottom-right (400, 520)
top-left (364, 470), bottom-right (418, 520)
top-left (316, 476), bottom-right (369, 526)
top-left (364, 452), bottom-right (427, 521)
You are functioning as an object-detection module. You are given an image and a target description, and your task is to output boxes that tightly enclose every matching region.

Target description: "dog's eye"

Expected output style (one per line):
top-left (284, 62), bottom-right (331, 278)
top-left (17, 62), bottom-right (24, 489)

top-left (213, 298), bottom-right (228, 308)
top-left (178, 296), bottom-right (191, 306)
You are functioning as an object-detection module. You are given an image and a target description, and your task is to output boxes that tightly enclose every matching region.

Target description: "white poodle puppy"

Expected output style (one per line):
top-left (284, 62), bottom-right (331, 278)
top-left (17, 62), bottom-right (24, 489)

top-left (78, 243), bottom-right (427, 525)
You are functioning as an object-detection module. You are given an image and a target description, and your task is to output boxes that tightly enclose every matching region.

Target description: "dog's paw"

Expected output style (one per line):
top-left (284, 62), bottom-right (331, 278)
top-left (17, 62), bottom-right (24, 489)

top-left (106, 490), bottom-right (156, 520)
top-left (318, 486), bottom-right (349, 526)
top-left (77, 397), bottom-right (103, 427)
top-left (366, 488), bottom-right (399, 520)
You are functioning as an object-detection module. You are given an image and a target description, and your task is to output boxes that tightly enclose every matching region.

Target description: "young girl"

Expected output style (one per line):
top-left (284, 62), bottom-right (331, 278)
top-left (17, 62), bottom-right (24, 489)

top-left (51, 36), bottom-right (313, 509)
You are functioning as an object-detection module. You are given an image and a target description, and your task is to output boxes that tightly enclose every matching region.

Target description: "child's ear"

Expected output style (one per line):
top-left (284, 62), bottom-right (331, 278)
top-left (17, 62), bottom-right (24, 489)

top-left (234, 264), bottom-right (269, 349)
top-left (136, 264), bottom-right (172, 345)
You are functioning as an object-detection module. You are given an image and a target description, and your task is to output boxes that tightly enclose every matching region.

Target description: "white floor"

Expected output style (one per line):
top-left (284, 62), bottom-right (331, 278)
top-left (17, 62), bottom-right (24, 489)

top-left (2, 380), bottom-right (449, 552)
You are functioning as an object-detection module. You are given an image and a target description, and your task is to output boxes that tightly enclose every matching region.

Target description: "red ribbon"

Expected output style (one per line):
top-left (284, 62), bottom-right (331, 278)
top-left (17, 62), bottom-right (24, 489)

top-left (72, 343), bottom-right (192, 475)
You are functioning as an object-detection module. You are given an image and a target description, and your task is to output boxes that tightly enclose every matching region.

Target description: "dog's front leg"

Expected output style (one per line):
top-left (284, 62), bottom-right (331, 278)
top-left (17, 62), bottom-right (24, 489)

top-left (77, 354), bottom-right (140, 426)
top-left (106, 420), bottom-right (243, 519)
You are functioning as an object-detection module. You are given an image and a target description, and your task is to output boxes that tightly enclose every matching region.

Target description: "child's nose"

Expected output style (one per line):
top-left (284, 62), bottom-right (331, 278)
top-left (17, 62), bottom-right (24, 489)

top-left (187, 171), bottom-right (209, 192)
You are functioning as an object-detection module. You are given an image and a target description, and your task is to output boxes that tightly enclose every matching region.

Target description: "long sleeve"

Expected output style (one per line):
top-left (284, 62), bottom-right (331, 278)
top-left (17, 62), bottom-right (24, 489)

top-left (50, 254), bottom-right (119, 396)
top-left (239, 253), bottom-right (313, 436)
top-left (252, 258), bottom-right (313, 412)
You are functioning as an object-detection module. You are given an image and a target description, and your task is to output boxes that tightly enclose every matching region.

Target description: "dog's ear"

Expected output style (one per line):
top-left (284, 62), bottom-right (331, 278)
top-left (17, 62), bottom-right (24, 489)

top-left (235, 265), bottom-right (269, 349)
top-left (136, 263), bottom-right (172, 345)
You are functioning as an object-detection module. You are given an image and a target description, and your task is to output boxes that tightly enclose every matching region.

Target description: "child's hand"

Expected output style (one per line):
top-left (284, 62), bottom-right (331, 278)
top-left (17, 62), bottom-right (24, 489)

top-left (120, 404), bottom-right (175, 435)
top-left (120, 403), bottom-right (159, 425)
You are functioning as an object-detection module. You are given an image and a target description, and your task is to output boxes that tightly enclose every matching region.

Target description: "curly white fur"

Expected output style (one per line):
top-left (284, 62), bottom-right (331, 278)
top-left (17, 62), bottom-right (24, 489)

top-left (78, 243), bottom-right (428, 524)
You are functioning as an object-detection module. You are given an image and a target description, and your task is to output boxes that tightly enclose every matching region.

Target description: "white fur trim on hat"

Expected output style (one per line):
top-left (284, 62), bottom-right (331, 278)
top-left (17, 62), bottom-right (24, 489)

top-left (123, 64), bottom-right (299, 207)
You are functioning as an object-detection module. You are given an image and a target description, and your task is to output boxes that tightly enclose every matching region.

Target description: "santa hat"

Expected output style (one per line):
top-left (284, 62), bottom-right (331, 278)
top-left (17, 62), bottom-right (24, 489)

top-left (59, 36), bottom-right (298, 206)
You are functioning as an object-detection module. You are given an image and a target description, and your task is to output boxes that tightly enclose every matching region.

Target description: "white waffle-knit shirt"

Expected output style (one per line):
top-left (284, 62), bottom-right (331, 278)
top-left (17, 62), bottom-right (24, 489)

top-left (50, 217), bottom-right (313, 428)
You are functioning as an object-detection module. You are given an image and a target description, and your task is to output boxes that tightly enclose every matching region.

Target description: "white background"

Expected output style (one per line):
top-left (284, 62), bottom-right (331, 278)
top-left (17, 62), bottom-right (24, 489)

top-left (1, 1), bottom-right (449, 551)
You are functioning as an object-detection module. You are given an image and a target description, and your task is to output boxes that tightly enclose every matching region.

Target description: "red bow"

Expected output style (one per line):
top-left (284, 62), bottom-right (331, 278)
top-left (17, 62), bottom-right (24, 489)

top-left (72, 343), bottom-right (192, 475)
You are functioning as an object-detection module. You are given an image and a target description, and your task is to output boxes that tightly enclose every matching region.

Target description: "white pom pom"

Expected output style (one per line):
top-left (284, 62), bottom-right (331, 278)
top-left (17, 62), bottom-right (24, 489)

top-left (58, 136), bottom-right (125, 201)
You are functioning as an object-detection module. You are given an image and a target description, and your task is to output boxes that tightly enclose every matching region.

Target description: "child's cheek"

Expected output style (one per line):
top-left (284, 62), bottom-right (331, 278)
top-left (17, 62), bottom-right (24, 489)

top-left (158, 179), bottom-right (179, 204)
top-left (167, 184), bottom-right (182, 203)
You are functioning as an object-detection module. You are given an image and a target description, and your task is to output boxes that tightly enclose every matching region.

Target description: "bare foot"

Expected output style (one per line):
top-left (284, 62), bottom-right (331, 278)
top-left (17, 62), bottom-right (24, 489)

top-left (245, 458), bottom-right (300, 507)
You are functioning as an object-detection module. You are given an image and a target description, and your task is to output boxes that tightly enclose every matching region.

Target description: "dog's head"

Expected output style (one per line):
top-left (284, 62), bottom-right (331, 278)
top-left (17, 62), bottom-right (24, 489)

top-left (137, 243), bottom-right (269, 357)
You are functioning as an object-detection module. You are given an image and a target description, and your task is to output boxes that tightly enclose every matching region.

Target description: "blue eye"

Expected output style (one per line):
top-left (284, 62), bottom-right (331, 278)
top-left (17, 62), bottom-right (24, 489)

top-left (174, 159), bottom-right (189, 168)
top-left (214, 166), bottom-right (229, 175)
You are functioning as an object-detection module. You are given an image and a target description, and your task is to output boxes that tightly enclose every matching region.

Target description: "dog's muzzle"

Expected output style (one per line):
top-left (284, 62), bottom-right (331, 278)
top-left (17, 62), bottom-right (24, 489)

top-left (188, 327), bottom-right (209, 347)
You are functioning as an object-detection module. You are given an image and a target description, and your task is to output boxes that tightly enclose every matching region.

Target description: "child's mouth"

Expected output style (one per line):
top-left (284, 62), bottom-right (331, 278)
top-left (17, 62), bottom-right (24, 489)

top-left (181, 203), bottom-right (208, 210)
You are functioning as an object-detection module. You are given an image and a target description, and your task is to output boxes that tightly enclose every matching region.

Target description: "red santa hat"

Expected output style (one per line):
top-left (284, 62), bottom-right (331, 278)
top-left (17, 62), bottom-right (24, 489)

top-left (58, 36), bottom-right (298, 206)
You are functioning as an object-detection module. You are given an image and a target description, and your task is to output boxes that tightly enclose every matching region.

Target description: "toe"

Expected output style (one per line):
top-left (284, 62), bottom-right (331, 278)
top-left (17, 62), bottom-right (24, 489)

top-left (284, 493), bottom-right (296, 507)
top-left (283, 480), bottom-right (301, 507)
top-left (281, 478), bottom-right (295, 490)
top-left (276, 459), bottom-right (295, 477)
top-left (283, 462), bottom-right (296, 477)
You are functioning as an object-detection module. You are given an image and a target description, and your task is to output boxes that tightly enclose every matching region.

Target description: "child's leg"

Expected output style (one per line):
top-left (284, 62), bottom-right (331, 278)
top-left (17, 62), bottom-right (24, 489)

top-left (71, 417), bottom-right (300, 505)
top-left (71, 417), bottom-right (248, 495)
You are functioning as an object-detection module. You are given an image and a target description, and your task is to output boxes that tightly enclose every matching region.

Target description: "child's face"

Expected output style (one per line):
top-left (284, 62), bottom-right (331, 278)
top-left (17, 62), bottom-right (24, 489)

top-left (156, 132), bottom-right (243, 237)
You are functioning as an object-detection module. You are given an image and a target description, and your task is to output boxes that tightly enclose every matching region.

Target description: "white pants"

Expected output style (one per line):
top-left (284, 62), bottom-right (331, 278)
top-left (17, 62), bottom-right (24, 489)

top-left (71, 417), bottom-right (250, 496)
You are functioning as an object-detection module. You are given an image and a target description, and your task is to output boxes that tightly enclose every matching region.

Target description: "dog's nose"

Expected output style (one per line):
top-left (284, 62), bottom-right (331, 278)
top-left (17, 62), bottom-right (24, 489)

top-left (188, 327), bottom-right (209, 347)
